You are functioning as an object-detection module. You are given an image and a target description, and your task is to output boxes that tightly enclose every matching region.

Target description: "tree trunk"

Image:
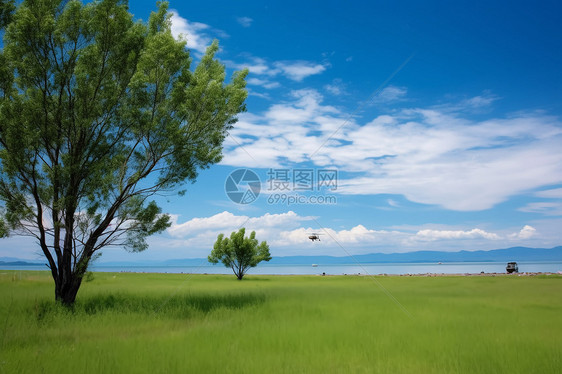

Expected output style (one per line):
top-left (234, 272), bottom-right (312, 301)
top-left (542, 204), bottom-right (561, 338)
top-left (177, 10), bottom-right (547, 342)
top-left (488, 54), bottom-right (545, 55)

top-left (54, 273), bottom-right (84, 306)
top-left (52, 224), bottom-right (100, 305)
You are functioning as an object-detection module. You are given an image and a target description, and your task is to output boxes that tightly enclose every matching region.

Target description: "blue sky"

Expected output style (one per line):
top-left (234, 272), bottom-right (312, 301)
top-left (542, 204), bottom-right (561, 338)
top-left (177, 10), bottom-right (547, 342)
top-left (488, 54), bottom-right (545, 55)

top-left (3, 0), bottom-right (562, 261)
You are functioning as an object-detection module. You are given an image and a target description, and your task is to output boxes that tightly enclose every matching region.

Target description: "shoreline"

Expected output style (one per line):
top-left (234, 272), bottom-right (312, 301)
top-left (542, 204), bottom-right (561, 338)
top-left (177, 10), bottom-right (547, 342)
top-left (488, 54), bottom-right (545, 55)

top-left (378, 271), bottom-right (562, 277)
top-left (2, 269), bottom-right (561, 277)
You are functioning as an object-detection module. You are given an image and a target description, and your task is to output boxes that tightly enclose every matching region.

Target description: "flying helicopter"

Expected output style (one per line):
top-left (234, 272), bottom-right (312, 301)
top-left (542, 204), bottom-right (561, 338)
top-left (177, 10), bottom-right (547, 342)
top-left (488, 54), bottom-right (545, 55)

top-left (307, 233), bottom-right (322, 242)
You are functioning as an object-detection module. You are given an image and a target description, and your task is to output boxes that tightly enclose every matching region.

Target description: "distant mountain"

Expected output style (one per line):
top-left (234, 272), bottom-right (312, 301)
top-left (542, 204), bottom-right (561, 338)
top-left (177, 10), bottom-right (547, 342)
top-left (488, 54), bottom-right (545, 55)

top-left (99, 246), bottom-right (562, 266)
top-left (0, 260), bottom-right (43, 266)
top-left (0, 256), bottom-right (42, 263)
top-left (93, 258), bottom-right (210, 267)
top-left (3, 246), bottom-right (561, 268)
top-left (267, 246), bottom-right (562, 265)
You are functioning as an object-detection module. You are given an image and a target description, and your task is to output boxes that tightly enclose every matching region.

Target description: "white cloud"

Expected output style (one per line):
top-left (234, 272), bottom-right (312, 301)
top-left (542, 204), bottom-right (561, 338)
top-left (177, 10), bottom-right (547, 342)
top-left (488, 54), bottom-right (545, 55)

top-left (387, 199), bottom-right (400, 208)
top-left (519, 202), bottom-right (562, 216)
top-left (247, 77), bottom-right (280, 89)
top-left (246, 88), bottom-right (272, 100)
top-left (222, 90), bottom-right (562, 211)
top-left (460, 94), bottom-right (499, 109)
top-left (225, 58), bottom-right (328, 97)
top-left (324, 84), bottom-right (342, 96)
top-left (168, 210), bottom-right (314, 238)
top-left (227, 57), bottom-right (327, 82)
top-left (432, 92), bottom-right (499, 113)
top-left (273, 61), bottom-right (327, 81)
top-left (265, 90), bottom-right (337, 123)
top-left (170, 10), bottom-right (213, 53)
top-left (415, 228), bottom-right (501, 241)
top-left (371, 86), bottom-right (408, 104)
top-left (324, 79), bottom-right (347, 96)
top-left (336, 135), bottom-right (562, 210)
top-left (511, 225), bottom-right (537, 239)
top-left (168, 211), bottom-right (246, 237)
top-left (277, 225), bottom-right (397, 247)
top-left (164, 210), bottom-right (543, 257)
top-left (236, 16), bottom-right (253, 28)
top-left (224, 89), bottom-right (344, 168)
top-left (167, 211), bottom-right (402, 253)
top-left (535, 188), bottom-right (562, 198)
top-left (227, 57), bottom-right (273, 75)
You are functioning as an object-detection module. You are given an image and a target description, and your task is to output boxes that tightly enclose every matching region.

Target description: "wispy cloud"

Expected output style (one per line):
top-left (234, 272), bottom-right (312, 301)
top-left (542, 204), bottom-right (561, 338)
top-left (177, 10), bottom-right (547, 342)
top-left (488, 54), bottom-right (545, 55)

top-left (236, 16), bottom-right (253, 27)
top-left (518, 188), bottom-right (562, 216)
top-left (247, 77), bottom-right (280, 89)
top-left (222, 90), bottom-right (562, 211)
top-left (387, 199), bottom-right (400, 208)
top-left (324, 79), bottom-right (348, 96)
top-left (228, 57), bottom-right (328, 82)
top-left (169, 10), bottom-right (214, 53)
top-left (227, 56), bottom-right (273, 75)
top-left (273, 61), bottom-right (327, 81)
top-left (434, 91), bottom-right (500, 113)
top-left (460, 94), bottom-right (499, 109)
top-left (535, 188), bottom-right (562, 198)
top-left (519, 202), bottom-right (562, 216)
top-left (371, 85), bottom-right (408, 104)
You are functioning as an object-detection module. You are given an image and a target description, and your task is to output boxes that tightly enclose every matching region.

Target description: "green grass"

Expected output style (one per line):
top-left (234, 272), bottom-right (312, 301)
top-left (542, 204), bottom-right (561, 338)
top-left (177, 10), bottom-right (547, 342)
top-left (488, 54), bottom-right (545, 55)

top-left (0, 271), bottom-right (561, 373)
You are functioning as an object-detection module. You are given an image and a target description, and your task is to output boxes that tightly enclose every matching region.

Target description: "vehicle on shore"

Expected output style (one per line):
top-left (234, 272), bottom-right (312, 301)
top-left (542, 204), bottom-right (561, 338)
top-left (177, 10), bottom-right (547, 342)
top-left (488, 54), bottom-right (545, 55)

top-left (506, 262), bottom-right (518, 273)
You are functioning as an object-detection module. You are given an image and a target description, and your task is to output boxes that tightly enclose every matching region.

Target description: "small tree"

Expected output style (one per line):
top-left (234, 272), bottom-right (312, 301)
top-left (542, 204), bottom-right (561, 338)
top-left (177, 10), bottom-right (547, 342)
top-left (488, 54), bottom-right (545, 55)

top-left (208, 228), bottom-right (271, 280)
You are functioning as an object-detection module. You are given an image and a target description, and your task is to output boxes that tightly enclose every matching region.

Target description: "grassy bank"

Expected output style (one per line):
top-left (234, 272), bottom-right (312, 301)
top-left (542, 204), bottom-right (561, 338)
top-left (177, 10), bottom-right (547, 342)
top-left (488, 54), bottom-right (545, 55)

top-left (0, 271), bottom-right (560, 373)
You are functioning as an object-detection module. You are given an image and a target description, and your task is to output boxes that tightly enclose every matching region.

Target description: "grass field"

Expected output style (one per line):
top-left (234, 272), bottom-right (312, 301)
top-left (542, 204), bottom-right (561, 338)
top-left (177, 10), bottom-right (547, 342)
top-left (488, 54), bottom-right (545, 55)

top-left (0, 271), bottom-right (560, 373)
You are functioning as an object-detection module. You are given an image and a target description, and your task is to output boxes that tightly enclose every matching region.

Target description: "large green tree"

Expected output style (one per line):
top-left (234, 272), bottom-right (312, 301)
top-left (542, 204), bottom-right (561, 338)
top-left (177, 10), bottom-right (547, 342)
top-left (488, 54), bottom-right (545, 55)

top-left (0, 0), bottom-right (247, 305)
top-left (208, 228), bottom-right (271, 280)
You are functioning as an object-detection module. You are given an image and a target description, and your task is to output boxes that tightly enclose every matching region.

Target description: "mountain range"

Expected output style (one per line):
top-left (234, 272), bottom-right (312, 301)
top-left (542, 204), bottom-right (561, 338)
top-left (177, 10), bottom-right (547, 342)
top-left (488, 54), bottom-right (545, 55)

top-left (3, 246), bottom-right (560, 267)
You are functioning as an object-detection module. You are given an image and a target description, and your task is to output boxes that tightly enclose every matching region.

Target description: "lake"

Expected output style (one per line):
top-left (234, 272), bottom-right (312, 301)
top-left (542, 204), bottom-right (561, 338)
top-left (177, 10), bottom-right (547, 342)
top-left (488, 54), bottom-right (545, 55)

top-left (3, 261), bottom-right (561, 275)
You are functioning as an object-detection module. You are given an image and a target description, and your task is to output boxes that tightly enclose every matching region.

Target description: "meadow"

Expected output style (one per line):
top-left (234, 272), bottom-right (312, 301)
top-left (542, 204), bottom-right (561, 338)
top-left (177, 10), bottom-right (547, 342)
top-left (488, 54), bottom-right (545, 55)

top-left (0, 271), bottom-right (560, 373)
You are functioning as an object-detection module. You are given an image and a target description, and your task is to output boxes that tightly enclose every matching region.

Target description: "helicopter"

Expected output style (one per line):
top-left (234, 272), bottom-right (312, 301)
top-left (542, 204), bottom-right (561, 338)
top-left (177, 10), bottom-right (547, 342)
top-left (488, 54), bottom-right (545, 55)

top-left (307, 233), bottom-right (322, 242)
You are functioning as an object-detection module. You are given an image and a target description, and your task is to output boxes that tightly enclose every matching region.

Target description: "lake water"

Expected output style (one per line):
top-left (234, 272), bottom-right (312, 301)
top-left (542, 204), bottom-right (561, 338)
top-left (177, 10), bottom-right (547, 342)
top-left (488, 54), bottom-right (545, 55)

top-left (2, 262), bottom-right (561, 275)
top-left (4, 261), bottom-right (559, 275)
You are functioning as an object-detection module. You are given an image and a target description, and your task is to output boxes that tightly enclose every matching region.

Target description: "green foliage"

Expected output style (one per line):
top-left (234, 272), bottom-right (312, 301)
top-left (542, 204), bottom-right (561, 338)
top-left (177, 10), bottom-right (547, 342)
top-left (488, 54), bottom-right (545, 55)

top-left (0, 0), bottom-right (15, 28)
top-left (208, 228), bottom-right (271, 280)
top-left (0, 212), bottom-right (7, 237)
top-left (0, 0), bottom-right (247, 304)
top-left (83, 271), bottom-right (95, 282)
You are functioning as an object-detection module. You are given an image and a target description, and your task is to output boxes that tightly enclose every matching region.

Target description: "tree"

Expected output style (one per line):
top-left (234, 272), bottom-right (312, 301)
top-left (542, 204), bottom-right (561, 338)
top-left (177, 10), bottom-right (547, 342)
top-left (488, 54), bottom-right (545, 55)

top-left (0, 0), bottom-right (15, 28)
top-left (0, 0), bottom-right (247, 305)
top-left (208, 228), bottom-right (271, 280)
